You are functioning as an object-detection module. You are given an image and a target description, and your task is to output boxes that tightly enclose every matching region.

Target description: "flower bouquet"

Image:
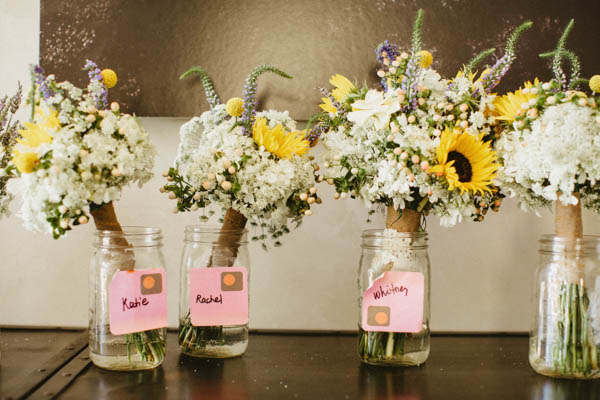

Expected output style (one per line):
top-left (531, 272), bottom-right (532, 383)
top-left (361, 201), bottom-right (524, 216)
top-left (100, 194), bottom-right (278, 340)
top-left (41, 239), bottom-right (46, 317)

top-left (495, 20), bottom-right (600, 378)
top-left (10, 61), bottom-right (163, 368)
top-left (0, 83), bottom-right (22, 216)
top-left (164, 65), bottom-right (319, 355)
top-left (308, 9), bottom-right (531, 364)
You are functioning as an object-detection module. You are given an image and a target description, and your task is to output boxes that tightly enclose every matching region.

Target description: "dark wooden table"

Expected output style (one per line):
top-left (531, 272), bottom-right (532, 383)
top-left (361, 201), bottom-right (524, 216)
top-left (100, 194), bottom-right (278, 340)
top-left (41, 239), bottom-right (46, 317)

top-left (2, 329), bottom-right (600, 399)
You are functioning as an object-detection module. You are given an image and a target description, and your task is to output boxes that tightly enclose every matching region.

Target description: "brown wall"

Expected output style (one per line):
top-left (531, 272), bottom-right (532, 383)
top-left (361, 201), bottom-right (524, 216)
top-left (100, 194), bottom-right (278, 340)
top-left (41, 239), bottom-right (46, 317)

top-left (40, 0), bottom-right (600, 119)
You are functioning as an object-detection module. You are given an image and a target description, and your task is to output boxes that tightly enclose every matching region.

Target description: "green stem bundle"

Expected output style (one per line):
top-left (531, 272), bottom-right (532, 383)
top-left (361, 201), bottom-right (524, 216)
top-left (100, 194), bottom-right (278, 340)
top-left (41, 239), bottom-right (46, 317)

top-left (358, 327), bottom-right (407, 363)
top-left (178, 311), bottom-right (225, 353)
top-left (551, 282), bottom-right (599, 376)
top-left (125, 329), bottom-right (166, 364)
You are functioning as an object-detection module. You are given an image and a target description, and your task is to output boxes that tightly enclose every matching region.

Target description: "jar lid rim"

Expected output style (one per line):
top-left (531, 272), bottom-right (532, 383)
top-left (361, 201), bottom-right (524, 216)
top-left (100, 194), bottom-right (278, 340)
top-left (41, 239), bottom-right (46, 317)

top-left (94, 226), bottom-right (161, 236)
top-left (185, 224), bottom-right (249, 234)
top-left (361, 229), bottom-right (428, 238)
top-left (540, 234), bottom-right (600, 243)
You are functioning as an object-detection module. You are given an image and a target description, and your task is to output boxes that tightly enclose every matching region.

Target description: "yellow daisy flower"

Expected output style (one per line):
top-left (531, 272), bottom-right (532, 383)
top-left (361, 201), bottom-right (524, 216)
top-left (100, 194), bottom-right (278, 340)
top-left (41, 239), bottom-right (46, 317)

top-left (493, 78), bottom-right (540, 122)
top-left (318, 74), bottom-right (356, 113)
top-left (17, 108), bottom-right (58, 148)
top-left (319, 97), bottom-right (337, 113)
top-left (252, 117), bottom-right (310, 159)
top-left (429, 128), bottom-right (499, 195)
top-left (12, 150), bottom-right (39, 174)
top-left (330, 74), bottom-right (355, 102)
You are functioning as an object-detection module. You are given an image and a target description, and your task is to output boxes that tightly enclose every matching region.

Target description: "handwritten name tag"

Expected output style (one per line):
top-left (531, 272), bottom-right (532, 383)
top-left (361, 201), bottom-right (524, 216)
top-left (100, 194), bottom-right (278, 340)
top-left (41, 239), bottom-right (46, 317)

top-left (190, 267), bottom-right (248, 326)
top-left (109, 268), bottom-right (168, 335)
top-left (361, 271), bottom-right (424, 333)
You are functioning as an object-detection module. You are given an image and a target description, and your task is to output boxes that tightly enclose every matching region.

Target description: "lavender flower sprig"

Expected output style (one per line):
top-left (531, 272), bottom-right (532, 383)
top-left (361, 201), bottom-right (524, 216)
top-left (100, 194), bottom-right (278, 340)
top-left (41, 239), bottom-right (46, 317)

top-left (240, 65), bottom-right (292, 136)
top-left (180, 66), bottom-right (221, 110)
top-left (401, 9), bottom-right (424, 111)
top-left (83, 59), bottom-right (108, 109)
top-left (539, 20), bottom-right (583, 90)
top-left (478, 20), bottom-right (532, 94)
top-left (375, 40), bottom-right (401, 90)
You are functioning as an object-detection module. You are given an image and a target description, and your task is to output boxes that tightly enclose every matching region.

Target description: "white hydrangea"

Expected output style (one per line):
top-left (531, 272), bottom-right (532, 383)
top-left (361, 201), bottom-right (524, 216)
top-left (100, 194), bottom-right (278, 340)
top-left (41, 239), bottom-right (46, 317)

top-left (12, 110), bottom-right (155, 236)
top-left (321, 66), bottom-right (499, 227)
top-left (497, 102), bottom-right (600, 211)
top-left (174, 108), bottom-right (316, 238)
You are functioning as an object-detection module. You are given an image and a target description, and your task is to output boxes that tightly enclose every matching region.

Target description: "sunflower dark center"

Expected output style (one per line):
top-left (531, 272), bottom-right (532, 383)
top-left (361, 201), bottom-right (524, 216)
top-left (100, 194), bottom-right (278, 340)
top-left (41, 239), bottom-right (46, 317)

top-left (447, 151), bottom-right (472, 182)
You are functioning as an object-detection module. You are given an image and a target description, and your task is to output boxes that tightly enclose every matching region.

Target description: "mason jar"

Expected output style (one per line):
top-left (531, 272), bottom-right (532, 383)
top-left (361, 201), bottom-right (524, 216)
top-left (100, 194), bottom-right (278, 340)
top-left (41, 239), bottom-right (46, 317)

top-left (358, 230), bottom-right (430, 366)
top-left (179, 225), bottom-right (250, 358)
top-left (529, 235), bottom-right (600, 379)
top-left (89, 227), bottom-right (167, 371)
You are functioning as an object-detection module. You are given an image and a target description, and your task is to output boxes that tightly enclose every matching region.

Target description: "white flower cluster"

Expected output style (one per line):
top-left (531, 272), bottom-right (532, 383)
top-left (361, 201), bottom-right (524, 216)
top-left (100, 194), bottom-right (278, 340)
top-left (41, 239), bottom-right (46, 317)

top-left (173, 105), bottom-right (316, 240)
top-left (11, 79), bottom-right (155, 238)
top-left (497, 101), bottom-right (600, 212)
top-left (321, 69), bottom-right (498, 227)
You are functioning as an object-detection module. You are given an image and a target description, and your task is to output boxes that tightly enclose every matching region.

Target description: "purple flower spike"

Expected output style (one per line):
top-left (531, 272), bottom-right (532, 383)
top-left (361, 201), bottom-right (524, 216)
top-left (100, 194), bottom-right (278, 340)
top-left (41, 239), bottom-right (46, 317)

top-left (83, 59), bottom-right (108, 109)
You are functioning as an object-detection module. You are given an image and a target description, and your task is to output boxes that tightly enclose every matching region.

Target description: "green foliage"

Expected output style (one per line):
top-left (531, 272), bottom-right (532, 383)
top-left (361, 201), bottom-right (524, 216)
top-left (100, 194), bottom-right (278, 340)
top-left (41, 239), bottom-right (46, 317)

top-left (543, 19), bottom-right (574, 89)
top-left (410, 9), bottom-right (424, 55)
top-left (505, 21), bottom-right (533, 56)
top-left (241, 65), bottom-right (292, 131)
top-left (180, 66), bottom-right (221, 109)
top-left (540, 49), bottom-right (582, 90)
top-left (247, 64), bottom-right (293, 83)
top-left (464, 48), bottom-right (495, 74)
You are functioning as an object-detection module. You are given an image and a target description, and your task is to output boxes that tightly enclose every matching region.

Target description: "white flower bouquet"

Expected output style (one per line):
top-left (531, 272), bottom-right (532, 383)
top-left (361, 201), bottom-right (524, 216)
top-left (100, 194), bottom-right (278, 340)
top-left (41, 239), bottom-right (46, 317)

top-left (495, 20), bottom-right (600, 377)
top-left (11, 61), bottom-right (155, 238)
top-left (163, 65), bottom-right (319, 248)
top-left (164, 65), bottom-right (320, 352)
top-left (308, 9), bottom-right (531, 364)
top-left (10, 61), bottom-right (162, 364)
top-left (309, 9), bottom-right (531, 231)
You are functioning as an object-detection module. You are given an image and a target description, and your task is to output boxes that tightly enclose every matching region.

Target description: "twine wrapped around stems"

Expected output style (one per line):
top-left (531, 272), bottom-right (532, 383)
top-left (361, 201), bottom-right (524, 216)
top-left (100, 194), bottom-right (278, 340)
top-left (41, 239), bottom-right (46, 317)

top-left (90, 201), bottom-right (133, 269)
top-left (211, 208), bottom-right (247, 267)
top-left (385, 205), bottom-right (420, 233)
top-left (555, 193), bottom-right (583, 240)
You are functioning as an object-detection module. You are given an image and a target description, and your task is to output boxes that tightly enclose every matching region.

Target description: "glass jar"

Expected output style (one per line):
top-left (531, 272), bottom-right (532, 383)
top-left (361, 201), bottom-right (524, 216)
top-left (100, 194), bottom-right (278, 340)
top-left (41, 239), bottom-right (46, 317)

top-left (358, 230), bottom-right (430, 366)
top-left (179, 225), bottom-right (250, 358)
top-left (89, 227), bottom-right (167, 371)
top-left (529, 235), bottom-right (600, 379)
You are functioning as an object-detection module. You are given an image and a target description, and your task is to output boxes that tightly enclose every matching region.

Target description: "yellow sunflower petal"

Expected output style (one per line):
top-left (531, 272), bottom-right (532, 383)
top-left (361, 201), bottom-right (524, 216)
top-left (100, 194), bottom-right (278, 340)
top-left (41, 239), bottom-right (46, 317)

top-left (330, 74), bottom-right (355, 102)
top-left (319, 97), bottom-right (337, 113)
top-left (432, 128), bottom-right (499, 194)
top-left (252, 117), bottom-right (310, 159)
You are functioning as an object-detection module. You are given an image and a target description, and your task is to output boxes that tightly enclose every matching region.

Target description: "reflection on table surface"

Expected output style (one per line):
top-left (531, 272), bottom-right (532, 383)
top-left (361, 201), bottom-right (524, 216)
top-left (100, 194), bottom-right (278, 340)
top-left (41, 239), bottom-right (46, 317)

top-left (3, 330), bottom-right (600, 399)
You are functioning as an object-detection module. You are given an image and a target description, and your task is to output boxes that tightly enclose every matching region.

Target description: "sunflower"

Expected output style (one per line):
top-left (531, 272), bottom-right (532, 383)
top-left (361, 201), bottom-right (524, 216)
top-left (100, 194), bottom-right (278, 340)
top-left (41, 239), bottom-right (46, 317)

top-left (493, 78), bottom-right (539, 122)
top-left (429, 128), bottom-right (499, 195)
top-left (319, 74), bottom-right (355, 113)
top-left (252, 117), bottom-right (310, 159)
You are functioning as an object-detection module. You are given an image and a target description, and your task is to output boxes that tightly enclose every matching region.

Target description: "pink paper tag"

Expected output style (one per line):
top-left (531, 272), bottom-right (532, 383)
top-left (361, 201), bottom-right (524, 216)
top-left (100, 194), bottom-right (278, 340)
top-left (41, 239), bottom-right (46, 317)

top-left (361, 271), bottom-right (424, 333)
top-left (109, 268), bottom-right (168, 335)
top-left (190, 266), bottom-right (248, 326)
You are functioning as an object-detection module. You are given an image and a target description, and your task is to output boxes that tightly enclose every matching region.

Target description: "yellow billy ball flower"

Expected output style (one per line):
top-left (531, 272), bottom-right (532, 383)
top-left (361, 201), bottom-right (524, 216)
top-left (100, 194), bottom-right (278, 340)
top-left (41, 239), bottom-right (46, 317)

top-left (226, 97), bottom-right (244, 117)
top-left (590, 75), bottom-right (600, 93)
top-left (12, 151), bottom-right (39, 174)
top-left (101, 69), bottom-right (118, 88)
top-left (417, 50), bottom-right (433, 68)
